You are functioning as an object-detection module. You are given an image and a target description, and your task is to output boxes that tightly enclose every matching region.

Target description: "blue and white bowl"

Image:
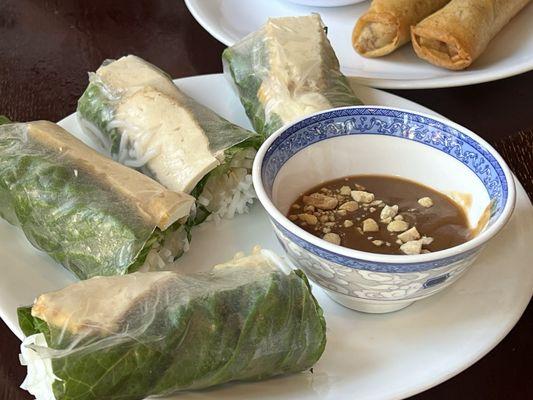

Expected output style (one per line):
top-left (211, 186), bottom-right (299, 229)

top-left (253, 106), bottom-right (516, 313)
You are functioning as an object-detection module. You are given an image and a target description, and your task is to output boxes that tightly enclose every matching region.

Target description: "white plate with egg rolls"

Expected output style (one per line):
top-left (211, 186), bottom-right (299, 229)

top-left (185, 0), bottom-right (533, 88)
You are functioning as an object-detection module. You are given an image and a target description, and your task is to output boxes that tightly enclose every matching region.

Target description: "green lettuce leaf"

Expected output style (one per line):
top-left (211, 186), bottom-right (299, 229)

top-left (18, 307), bottom-right (50, 340)
top-left (0, 122), bottom-right (185, 279)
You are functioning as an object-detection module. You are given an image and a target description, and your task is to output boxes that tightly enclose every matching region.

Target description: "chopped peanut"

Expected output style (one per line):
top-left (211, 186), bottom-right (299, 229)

top-left (397, 227), bottom-right (420, 243)
top-left (319, 215), bottom-right (329, 223)
top-left (420, 236), bottom-right (434, 245)
top-left (387, 220), bottom-right (409, 232)
top-left (400, 240), bottom-right (423, 255)
top-left (339, 185), bottom-right (352, 196)
top-left (351, 190), bottom-right (375, 203)
top-left (298, 213), bottom-right (318, 225)
top-left (303, 193), bottom-right (338, 210)
top-left (323, 232), bottom-right (341, 245)
top-left (362, 218), bottom-right (379, 232)
top-left (339, 201), bottom-right (359, 212)
top-left (418, 197), bottom-right (434, 208)
top-left (380, 205), bottom-right (398, 221)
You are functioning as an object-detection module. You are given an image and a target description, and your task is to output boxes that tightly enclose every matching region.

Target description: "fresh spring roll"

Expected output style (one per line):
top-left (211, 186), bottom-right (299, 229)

top-left (411, 0), bottom-right (531, 70)
top-left (77, 55), bottom-right (262, 223)
top-left (352, 0), bottom-right (451, 57)
top-left (0, 121), bottom-right (194, 279)
top-left (18, 248), bottom-right (327, 400)
top-left (223, 14), bottom-right (362, 138)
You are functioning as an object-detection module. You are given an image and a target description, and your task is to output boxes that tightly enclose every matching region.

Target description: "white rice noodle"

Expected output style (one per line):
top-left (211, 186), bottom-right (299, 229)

top-left (107, 119), bottom-right (158, 168)
top-left (19, 333), bottom-right (58, 400)
top-left (200, 148), bottom-right (257, 221)
top-left (76, 116), bottom-right (113, 156)
top-left (139, 226), bottom-right (190, 272)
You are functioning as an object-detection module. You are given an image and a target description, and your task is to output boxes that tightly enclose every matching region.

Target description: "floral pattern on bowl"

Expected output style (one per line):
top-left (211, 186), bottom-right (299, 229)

top-left (253, 106), bottom-right (515, 313)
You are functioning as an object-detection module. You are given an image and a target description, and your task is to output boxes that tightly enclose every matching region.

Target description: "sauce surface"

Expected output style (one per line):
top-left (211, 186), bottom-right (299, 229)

top-left (287, 175), bottom-right (472, 255)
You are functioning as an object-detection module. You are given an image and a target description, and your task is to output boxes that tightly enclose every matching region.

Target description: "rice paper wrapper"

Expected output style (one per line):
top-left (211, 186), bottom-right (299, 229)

top-left (223, 13), bottom-right (363, 138)
top-left (77, 55), bottom-right (262, 221)
top-left (18, 249), bottom-right (327, 400)
top-left (0, 121), bottom-right (194, 279)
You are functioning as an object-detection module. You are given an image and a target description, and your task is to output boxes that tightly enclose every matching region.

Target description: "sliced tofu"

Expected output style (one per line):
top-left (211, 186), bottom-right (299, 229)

top-left (96, 55), bottom-right (178, 99)
top-left (257, 15), bottom-right (338, 125)
top-left (31, 272), bottom-right (177, 334)
top-left (26, 121), bottom-right (194, 230)
top-left (116, 88), bottom-right (219, 193)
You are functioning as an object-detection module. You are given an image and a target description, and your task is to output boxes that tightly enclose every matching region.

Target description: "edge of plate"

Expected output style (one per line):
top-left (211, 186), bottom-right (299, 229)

top-left (347, 62), bottom-right (533, 89)
top-left (185, 0), bottom-right (236, 46)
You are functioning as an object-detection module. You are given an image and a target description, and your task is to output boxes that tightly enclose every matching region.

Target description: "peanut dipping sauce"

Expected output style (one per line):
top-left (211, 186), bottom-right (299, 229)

top-left (287, 175), bottom-right (472, 255)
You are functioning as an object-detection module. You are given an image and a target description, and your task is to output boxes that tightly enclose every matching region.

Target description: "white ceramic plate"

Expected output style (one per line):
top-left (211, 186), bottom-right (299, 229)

top-left (284, 0), bottom-right (366, 7)
top-left (1, 74), bottom-right (532, 400)
top-left (184, 0), bottom-right (533, 89)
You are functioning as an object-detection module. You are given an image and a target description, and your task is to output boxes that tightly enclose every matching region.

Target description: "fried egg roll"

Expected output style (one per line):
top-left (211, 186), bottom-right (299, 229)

top-left (352, 0), bottom-right (451, 57)
top-left (411, 0), bottom-right (531, 70)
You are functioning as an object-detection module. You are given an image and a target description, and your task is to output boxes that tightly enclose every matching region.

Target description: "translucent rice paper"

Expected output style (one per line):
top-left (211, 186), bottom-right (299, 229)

top-left (77, 55), bottom-right (262, 221)
top-left (223, 14), bottom-right (363, 138)
top-left (18, 248), bottom-right (327, 400)
top-left (0, 121), bottom-right (194, 279)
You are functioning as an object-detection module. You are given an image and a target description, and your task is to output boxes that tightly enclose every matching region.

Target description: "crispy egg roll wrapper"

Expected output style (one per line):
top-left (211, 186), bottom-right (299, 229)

top-left (411, 0), bottom-right (531, 70)
top-left (352, 0), bottom-right (451, 57)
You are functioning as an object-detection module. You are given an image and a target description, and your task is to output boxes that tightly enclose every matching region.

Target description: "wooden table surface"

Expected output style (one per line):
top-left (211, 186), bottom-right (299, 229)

top-left (0, 1), bottom-right (531, 399)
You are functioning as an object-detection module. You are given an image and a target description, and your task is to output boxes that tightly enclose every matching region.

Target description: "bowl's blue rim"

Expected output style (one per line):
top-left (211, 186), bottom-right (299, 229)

top-left (253, 105), bottom-right (516, 269)
top-left (262, 108), bottom-right (508, 217)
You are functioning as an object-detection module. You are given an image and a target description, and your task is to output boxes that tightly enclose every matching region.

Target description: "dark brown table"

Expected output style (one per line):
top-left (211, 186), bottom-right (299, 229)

top-left (1, 1), bottom-right (532, 399)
